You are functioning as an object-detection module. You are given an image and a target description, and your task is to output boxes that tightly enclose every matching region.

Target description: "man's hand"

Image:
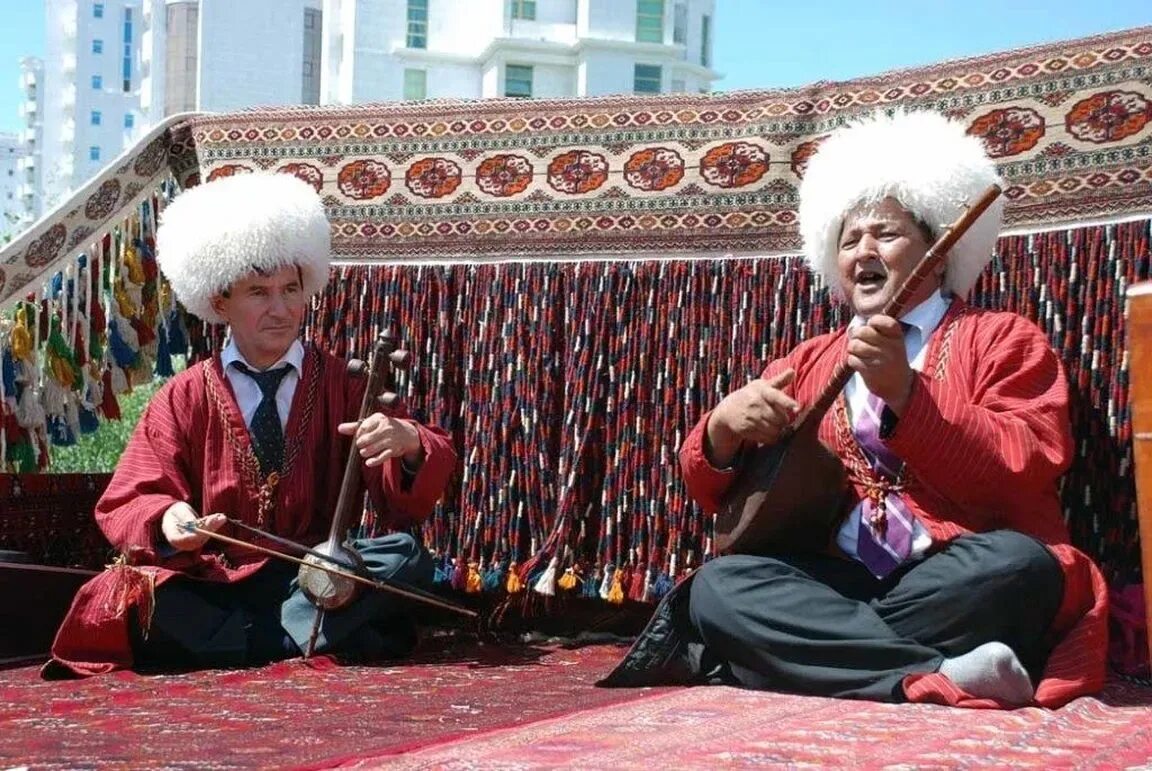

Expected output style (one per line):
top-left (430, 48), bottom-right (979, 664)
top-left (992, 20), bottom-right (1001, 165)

top-left (161, 502), bottom-right (227, 551)
top-left (338, 413), bottom-right (425, 469)
top-left (705, 369), bottom-right (800, 467)
top-left (846, 315), bottom-right (914, 414)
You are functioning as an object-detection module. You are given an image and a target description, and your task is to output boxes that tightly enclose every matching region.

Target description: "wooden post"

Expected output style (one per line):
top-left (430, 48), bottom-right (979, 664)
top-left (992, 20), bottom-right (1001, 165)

top-left (1127, 281), bottom-right (1152, 668)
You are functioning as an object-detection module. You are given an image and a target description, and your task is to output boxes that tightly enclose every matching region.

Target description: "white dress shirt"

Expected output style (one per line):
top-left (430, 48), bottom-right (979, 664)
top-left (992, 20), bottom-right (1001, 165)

top-left (220, 339), bottom-right (305, 430)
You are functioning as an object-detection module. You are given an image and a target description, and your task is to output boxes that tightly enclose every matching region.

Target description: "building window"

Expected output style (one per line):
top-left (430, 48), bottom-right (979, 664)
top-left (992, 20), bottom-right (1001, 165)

top-left (91, 110), bottom-right (102, 125)
top-left (302, 7), bottom-right (322, 104)
top-left (93, 3), bottom-right (104, 18)
top-left (91, 74), bottom-right (103, 89)
top-left (124, 113), bottom-right (134, 129)
top-left (403, 69), bottom-right (427, 100)
top-left (89, 146), bottom-right (101, 161)
top-left (407, 0), bottom-right (428, 49)
top-left (92, 39), bottom-right (104, 54)
top-left (510, 0), bottom-right (536, 20)
top-left (505, 64), bottom-right (533, 98)
top-left (700, 14), bottom-right (711, 67)
top-left (672, 3), bottom-right (686, 44)
top-left (636, 0), bottom-right (663, 43)
top-left (634, 64), bottom-right (661, 94)
top-left (122, 8), bottom-right (133, 91)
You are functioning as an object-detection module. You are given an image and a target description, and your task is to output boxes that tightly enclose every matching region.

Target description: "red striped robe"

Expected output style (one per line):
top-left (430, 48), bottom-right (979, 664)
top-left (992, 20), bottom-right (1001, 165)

top-left (680, 299), bottom-right (1107, 708)
top-left (47, 345), bottom-right (456, 676)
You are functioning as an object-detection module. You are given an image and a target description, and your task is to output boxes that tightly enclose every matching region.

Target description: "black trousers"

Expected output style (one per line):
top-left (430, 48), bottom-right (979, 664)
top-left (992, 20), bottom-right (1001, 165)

top-left (134, 533), bottom-right (432, 670)
top-left (688, 530), bottom-right (1064, 702)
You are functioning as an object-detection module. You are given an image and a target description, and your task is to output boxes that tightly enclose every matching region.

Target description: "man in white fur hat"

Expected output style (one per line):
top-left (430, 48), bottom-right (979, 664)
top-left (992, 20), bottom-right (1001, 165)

top-left (46, 172), bottom-right (456, 676)
top-left (604, 111), bottom-right (1106, 708)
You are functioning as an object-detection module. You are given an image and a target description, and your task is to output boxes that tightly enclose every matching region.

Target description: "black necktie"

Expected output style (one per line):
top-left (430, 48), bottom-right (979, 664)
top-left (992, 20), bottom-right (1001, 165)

top-left (233, 362), bottom-right (292, 476)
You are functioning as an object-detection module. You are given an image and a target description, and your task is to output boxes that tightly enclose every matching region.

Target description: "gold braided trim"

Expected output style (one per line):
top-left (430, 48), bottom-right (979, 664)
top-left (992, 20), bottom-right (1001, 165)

top-left (200, 348), bottom-right (323, 526)
top-left (834, 396), bottom-right (906, 534)
top-left (931, 305), bottom-right (977, 381)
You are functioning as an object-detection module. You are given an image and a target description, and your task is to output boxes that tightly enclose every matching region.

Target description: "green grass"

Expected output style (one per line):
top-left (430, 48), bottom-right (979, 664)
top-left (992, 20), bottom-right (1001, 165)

top-left (48, 358), bottom-right (185, 473)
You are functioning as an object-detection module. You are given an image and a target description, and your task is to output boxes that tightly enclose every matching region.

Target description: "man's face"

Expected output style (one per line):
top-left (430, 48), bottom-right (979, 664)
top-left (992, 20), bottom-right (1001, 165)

top-left (211, 264), bottom-right (306, 368)
top-left (836, 197), bottom-right (941, 318)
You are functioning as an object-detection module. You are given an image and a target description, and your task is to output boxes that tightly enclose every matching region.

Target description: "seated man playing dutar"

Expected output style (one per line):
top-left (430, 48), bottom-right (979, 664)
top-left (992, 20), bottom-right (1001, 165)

top-left (603, 110), bottom-right (1107, 708)
top-left (45, 172), bottom-right (456, 676)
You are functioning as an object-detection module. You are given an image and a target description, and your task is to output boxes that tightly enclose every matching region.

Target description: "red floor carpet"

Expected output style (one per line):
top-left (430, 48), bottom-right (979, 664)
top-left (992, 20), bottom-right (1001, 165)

top-left (0, 640), bottom-right (665, 770)
top-left (358, 678), bottom-right (1152, 770)
top-left (5, 640), bottom-right (1152, 769)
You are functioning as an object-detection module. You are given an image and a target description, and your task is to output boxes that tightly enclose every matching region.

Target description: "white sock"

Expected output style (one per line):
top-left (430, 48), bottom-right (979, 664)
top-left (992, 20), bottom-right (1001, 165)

top-left (939, 641), bottom-right (1034, 706)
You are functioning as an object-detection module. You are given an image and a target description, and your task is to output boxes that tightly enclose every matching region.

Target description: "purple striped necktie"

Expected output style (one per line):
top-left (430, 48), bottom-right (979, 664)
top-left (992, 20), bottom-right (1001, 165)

top-left (853, 391), bottom-right (916, 578)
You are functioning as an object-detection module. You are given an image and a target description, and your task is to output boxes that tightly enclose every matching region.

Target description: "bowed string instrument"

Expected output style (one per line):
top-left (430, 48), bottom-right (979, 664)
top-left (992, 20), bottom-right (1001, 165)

top-left (714, 185), bottom-right (1003, 555)
top-left (185, 333), bottom-right (476, 657)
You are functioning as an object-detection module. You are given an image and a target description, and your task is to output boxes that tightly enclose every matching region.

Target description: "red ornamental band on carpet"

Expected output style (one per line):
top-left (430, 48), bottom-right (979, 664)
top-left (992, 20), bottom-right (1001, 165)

top-left (0, 24), bottom-right (1147, 712)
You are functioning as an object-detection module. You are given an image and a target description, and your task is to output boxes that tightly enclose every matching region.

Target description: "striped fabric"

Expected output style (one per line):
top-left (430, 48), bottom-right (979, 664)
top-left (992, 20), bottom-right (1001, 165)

top-left (679, 299), bottom-right (1107, 707)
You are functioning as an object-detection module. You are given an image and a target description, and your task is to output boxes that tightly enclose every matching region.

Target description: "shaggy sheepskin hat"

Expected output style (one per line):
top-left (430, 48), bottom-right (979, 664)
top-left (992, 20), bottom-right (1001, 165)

top-left (156, 172), bottom-right (331, 324)
top-left (798, 110), bottom-right (1004, 301)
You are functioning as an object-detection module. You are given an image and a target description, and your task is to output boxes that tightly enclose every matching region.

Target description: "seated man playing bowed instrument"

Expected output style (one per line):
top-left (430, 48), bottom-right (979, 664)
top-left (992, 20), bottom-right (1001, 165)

top-left (604, 111), bottom-right (1107, 708)
top-left (46, 172), bottom-right (456, 676)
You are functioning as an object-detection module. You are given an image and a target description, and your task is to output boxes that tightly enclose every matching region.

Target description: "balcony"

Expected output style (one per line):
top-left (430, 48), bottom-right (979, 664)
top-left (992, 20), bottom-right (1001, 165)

top-left (62, 54), bottom-right (77, 74)
top-left (18, 101), bottom-right (37, 119)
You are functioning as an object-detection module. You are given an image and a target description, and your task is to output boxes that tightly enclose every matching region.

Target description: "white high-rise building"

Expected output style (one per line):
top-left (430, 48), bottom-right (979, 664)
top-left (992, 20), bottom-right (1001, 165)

top-left (38, 0), bottom-right (143, 212)
top-left (322, 0), bottom-right (718, 103)
top-left (0, 133), bottom-right (27, 243)
top-left (140, 0), bottom-right (323, 118)
top-left (138, 0), bottom-right (717, 122)
top-left (15, 57), bottom-right (44, 228)
top-left (16, 0), bottom-right (718, 230)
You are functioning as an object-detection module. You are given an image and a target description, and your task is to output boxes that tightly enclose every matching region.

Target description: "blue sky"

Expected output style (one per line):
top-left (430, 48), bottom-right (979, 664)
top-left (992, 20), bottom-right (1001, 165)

top-left (0, 0), bottom-right (1148, 134)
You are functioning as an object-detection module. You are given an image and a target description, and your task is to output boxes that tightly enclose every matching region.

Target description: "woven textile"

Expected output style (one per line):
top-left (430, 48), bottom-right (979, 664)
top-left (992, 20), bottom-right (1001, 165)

top-left (0, 641), bottom-right (657, 769)
top-left (0, 474), bottom-right (111, 569)
top-left (368, 679), bottom-right (1152, 770)
top-left (250, 220), bottom-right (1145, 602)
top-left (3, 27), bottom-right (1149, 311)
top-left (175, 27), bottom-right (1150, 265)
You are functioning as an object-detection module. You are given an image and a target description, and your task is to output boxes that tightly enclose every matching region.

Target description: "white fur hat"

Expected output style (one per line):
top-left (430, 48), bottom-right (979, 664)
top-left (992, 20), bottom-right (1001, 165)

top-left (798, 110), bottom-right (1004, 301)
top-left (156, 172), bottom-right (331, 323)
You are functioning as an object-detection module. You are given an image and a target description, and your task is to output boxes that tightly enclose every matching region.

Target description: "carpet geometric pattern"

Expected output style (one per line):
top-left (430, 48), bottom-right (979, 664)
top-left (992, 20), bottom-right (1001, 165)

top-left (2, 26), bottom-right (1150, 310)
top-left (177, 26), bottom-right (1152, 262)
top-left (363, 678), bottom-right (1152, 770)
top-left (0, 641), bottom-right (660, 770)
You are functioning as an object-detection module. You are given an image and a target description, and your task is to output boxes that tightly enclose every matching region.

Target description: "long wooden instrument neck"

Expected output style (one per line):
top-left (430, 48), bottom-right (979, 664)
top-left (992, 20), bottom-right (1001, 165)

top-left (794, 185), bottom-right (1003, 431)
top-left (324, 336), bottom-right (396, 548)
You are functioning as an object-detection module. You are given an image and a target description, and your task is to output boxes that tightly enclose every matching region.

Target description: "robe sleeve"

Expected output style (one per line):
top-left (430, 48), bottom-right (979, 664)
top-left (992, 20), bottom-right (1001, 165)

top-left (369, 421), bottom-right (456, 530)
top-left (94, 380), bottom-right (200, 562)
top-left (340, 368), bottom-right (455, 530)
top-left (885, 313), bottom-right (1073, 534)
top-left (679, 347), bottom-right (813, 514)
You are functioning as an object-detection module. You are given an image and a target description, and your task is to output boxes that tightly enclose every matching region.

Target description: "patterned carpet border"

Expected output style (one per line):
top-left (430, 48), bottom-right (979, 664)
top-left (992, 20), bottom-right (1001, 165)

top-left (3, 28), bottom-right (1150, 315)
top-left (354, 679), bottom-right (1152, 770)
top-left (174, 26), bottom-right (1152, 263)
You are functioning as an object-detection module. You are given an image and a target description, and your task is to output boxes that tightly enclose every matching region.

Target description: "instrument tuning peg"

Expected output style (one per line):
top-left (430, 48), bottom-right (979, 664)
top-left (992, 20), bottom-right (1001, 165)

top-left (389, 349), bottom-right (411, 368)
top-left (347, 359), bottom-right (368, 377)
top-left (378, 391), bottom-right (401, 408)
